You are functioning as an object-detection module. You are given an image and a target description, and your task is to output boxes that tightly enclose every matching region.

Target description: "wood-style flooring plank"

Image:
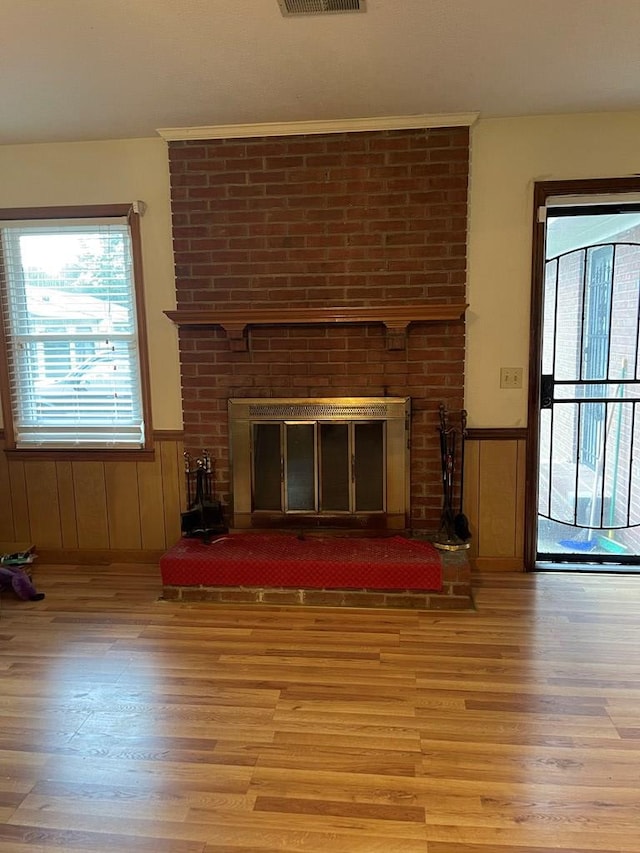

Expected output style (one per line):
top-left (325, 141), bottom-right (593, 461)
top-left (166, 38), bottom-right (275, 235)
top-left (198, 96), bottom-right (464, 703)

top-left (0, 563), bottom-right (639, 851)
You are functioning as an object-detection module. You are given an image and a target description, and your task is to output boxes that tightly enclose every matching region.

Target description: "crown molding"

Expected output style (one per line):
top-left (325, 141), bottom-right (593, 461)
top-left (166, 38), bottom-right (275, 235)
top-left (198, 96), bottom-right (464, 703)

top-left (156, 112), bottom-right (479, 142)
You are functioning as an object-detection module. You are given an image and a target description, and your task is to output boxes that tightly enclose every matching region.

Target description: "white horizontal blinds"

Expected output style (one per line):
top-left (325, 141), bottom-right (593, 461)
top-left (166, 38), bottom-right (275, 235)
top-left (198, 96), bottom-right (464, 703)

top-left (0, 217), bottom-right (145, 448)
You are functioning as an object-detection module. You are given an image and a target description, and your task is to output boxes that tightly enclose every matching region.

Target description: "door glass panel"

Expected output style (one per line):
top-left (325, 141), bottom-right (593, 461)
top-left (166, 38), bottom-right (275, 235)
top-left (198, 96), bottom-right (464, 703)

top-left (554, 251), bottom-right (585, 382)
top-left (610, 245), bottom-right (640, 378)
top-left (252, 423), bottom-right (281, 510)
top-left (320, 423), bottom-right (350, 511)
top-left (286, 423), bottom-right (316, 511)
top-left (541, 259), bottom-right (558, 375)
top-left (537, 209), bottom-right (640, 564)
top-left (548, 402), bottom-right (579, 525)
top-left (354, 421), bottom-right (384, 511)
top-left (538, 407), bottom-right (552, 518)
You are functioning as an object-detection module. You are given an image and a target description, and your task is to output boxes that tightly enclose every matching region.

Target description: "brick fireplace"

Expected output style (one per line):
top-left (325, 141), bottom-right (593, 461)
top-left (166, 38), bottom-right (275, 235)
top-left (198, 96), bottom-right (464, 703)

top-left (166, 125), bottom-right (469, 535)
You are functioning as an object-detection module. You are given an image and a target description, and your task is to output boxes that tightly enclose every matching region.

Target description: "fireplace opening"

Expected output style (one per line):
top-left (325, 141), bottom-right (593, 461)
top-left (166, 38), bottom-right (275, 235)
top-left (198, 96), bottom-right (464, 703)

top-left (253, 419), bottom-right (385, 513)
top-left (229, 397), bottom-right (410, 530)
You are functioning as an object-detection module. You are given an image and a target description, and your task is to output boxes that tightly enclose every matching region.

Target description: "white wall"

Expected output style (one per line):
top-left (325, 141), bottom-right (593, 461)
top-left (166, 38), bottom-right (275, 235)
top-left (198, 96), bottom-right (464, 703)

top-left (3, 112), bottom-right (640, 432)
top-left (467, 110), bottom-right (640, 427)
top-left (0, 137), bottom-right (182, 429)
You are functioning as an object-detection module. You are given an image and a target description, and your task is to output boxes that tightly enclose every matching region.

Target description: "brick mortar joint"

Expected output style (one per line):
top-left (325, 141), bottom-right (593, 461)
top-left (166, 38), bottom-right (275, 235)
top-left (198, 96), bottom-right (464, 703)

top-left (161, 584), bottom-right (472, 610)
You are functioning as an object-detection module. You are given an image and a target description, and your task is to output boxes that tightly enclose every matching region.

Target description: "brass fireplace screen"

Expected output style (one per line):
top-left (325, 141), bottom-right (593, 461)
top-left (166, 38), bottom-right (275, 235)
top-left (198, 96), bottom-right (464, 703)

top-left (228, 397), bottom-right (410, 529)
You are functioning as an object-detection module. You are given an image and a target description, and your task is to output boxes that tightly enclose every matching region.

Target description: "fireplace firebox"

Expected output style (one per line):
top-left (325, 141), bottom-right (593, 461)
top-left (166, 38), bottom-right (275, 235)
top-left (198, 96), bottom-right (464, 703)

top-left (229, 397), bottom-right (410, 530)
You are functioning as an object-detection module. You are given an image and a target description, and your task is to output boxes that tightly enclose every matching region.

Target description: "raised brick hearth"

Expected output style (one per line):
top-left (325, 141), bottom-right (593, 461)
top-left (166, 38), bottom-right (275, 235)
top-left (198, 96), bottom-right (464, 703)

top-left (161, 543), bottom-right (473, 611)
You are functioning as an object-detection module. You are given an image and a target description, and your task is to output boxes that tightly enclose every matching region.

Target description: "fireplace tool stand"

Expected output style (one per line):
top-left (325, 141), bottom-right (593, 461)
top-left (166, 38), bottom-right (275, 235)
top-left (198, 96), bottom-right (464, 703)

top-left (181, 450), bottom-right (227, 541)
top-left (434, 404), bottom-right (470, 552)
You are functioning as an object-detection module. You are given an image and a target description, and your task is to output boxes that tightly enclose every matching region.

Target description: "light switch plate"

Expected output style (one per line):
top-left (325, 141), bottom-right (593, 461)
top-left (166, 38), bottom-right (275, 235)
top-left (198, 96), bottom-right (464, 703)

top-left (500, 367), bottom-right (523, 389)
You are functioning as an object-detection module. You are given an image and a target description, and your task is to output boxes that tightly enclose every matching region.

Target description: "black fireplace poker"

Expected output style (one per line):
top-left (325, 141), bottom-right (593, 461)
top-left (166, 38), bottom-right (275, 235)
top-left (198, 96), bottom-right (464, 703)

top-left (434, 403), bottom-right (470, 552)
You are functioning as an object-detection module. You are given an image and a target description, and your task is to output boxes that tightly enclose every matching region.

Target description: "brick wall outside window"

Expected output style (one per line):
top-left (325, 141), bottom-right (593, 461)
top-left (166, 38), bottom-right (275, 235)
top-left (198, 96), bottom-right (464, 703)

top-left (167, 126), bottom-right (469, 532)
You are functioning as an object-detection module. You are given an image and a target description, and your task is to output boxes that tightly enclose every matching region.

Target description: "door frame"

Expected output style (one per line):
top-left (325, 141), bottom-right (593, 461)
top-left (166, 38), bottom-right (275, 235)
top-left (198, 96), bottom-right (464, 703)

top-left (525, 176), bottom-right (640, 570)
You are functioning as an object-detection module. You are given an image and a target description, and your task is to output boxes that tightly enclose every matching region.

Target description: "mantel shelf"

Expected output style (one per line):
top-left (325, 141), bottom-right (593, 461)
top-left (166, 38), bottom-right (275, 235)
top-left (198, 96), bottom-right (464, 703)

top-left (164, 303), bottom-right (468, 351)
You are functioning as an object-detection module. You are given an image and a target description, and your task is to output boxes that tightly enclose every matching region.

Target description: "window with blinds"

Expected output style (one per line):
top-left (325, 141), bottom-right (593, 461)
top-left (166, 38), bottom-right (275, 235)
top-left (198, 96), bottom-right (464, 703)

top-left (0, 206), bottom-right (149, 450)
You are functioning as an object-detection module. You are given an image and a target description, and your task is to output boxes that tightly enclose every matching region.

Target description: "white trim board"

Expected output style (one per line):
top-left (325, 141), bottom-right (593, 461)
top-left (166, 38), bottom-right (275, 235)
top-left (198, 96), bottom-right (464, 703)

top-left (156, 113), bottom-right (479, 142)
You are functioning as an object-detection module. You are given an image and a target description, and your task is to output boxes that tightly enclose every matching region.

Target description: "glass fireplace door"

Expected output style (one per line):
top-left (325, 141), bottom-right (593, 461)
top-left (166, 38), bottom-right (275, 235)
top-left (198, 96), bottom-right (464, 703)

top-left (251, 420), bottom-right (385, 515)
top-left (286, 422), bottom-right (316, 511)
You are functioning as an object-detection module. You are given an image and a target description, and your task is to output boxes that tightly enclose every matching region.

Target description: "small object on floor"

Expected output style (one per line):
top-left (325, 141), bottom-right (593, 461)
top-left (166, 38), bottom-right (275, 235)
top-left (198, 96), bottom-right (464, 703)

top-left (0, 565), bottom-right (45, 601)
top-left (559, 538), bottom-right (596, 552)
top-left (0, 542), bottom-right (36, 567)
top-left (1, 552), bottom-right (35, 567)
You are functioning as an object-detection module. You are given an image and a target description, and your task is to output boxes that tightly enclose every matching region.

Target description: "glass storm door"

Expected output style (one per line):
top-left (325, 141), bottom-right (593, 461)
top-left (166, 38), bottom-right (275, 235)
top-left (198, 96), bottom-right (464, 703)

top-left (536, 202), bottom-right (640, 566)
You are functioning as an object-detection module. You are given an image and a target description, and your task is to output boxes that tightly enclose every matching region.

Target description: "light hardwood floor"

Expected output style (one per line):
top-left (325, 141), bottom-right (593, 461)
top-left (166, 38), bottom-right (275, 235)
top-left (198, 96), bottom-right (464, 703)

top-left (0, 565), bottom-right (639, 851)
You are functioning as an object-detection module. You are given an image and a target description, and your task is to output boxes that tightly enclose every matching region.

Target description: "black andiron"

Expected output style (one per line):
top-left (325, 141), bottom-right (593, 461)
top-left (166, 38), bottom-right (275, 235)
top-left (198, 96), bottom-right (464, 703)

top-left (434, 403), bottom-right (471, 552)
top-left (181, 450), bottom-right (227, 540)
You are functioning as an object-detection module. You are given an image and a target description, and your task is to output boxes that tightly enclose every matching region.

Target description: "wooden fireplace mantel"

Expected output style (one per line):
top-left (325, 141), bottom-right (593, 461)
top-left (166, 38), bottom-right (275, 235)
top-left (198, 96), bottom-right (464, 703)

top-left (164, 303), bottom-right (468, 351)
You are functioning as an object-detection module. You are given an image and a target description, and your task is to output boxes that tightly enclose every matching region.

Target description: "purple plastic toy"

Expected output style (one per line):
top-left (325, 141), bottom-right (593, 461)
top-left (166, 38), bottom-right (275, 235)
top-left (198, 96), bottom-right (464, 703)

top-left (0, 566), bottom-right (45, 601)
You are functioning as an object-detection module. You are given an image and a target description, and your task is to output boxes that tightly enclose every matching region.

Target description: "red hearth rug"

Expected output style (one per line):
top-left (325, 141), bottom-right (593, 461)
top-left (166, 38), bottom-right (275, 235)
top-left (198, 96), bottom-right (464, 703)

top-left (160, 534), bottom-right (442, 591)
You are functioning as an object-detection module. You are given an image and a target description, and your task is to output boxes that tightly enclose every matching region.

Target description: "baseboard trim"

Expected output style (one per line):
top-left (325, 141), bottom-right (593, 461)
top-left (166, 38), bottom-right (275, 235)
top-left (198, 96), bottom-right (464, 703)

top-left (37, 548), bottom-right (165, 565)
top-left (471, 556), bottom-right (525, 572)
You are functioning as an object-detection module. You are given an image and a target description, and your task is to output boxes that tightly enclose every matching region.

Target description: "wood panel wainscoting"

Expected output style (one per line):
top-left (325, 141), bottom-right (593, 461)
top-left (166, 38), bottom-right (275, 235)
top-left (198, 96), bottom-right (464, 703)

top-left (0, 432), bottom-right (185, 563)
top-left (0, 428), bottom-right (529, 570)
top-left (464, 428), bottom-right (528, 572)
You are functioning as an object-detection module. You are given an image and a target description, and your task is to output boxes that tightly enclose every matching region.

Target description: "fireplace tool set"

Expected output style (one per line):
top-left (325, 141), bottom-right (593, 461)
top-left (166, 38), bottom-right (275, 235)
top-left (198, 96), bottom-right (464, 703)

top-left (181, 450), bottom-right (227, 541)
top-left (434, 404), bottom-right (471, 551)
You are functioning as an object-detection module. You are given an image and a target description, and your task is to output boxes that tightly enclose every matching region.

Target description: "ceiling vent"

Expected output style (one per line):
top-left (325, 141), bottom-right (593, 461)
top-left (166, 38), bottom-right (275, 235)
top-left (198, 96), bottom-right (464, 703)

top-left (278, 0), bottom-right (366, 16)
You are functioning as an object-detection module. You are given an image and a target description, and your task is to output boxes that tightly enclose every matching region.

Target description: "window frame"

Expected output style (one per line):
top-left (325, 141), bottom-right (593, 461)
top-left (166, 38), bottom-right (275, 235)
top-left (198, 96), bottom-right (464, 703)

top-left (0, 204), bottom-right (154, 460)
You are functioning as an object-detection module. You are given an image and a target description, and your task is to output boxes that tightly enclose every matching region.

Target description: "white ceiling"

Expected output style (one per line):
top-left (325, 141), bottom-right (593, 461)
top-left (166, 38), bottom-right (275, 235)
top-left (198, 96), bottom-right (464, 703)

top-left (3, 0), bottom-right (640, 146)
